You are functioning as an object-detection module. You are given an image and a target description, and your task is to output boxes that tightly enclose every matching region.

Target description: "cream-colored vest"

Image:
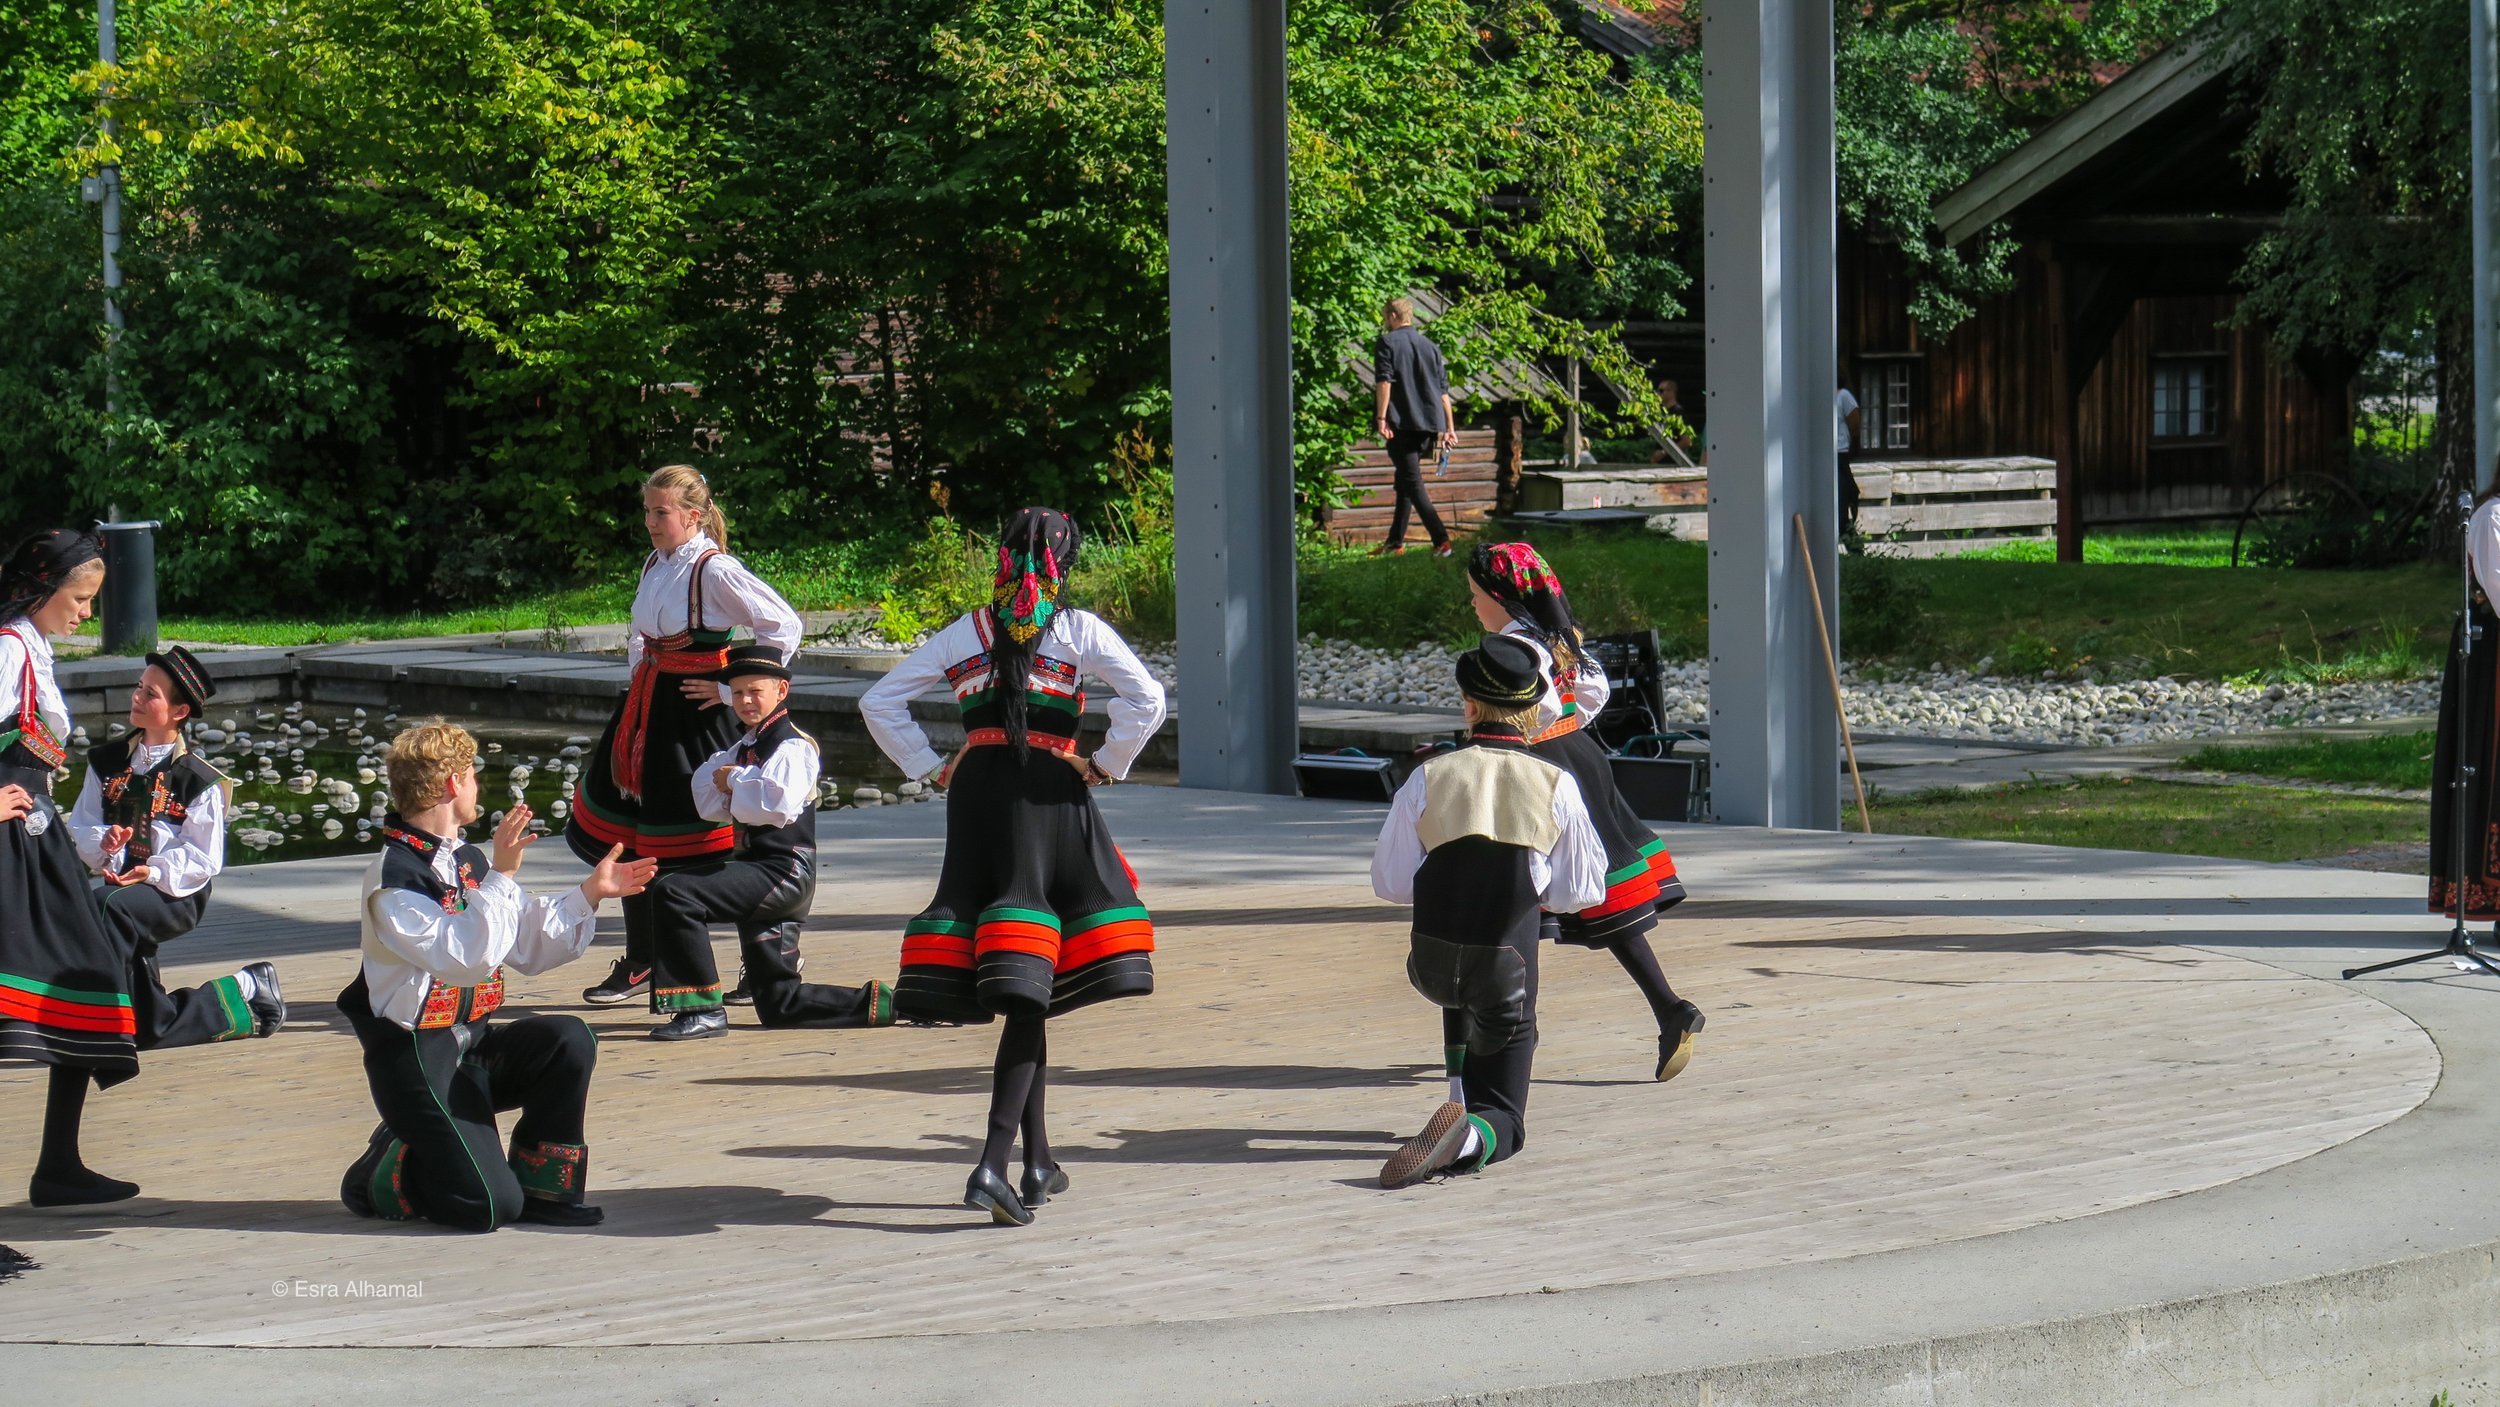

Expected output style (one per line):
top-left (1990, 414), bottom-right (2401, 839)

top-left (1417, 746), bottom-right (1563, 854)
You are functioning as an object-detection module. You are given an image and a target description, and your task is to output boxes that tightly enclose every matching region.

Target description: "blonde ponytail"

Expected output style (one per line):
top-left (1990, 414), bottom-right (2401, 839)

top-left (644, 464), bottom-right (728, 549)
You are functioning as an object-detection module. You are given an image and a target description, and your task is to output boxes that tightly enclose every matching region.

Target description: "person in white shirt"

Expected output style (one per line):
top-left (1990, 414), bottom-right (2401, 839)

top-left (1372, 635), bottom-right (1606, 1188)
top-left (642, 645), bottom-right (895, 1040)
top-left (564, 464), bottom-right (804, 1009)
top-left (69, 645), bottom-right (284, 1048)
top-left (339, 721), bottom-right (655, 1231)
top-left (856, 507), bottom-right (1166, 1226)
top-left (1837, 380), bottom-right (1863, 534)
top-left (0, 530), bottom-right (145, 1207)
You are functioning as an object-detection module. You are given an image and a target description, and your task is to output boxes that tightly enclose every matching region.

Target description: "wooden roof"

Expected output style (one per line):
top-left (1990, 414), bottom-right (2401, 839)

top-left (1934, 29), bottom-right (2282, 248)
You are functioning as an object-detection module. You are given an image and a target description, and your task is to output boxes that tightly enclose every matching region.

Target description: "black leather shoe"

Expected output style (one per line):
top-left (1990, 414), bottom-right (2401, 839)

top-left (28, 1167), bottom-right (140, 1208)
top-left (650, 1008), bottom-right (728, 1041)
top-left (518, 1199), bottom-right (605, 1228)
top-left (1020, 1162), bottom-right (1068, 1208)
top-left (964, 1166), bottom-right (1033, 1226)
top-left (243, 961), bottom-right (286, 1036)
top-left (340, 1122), bottom-right (395, 1219)
top-left (723, 964), bottom-right (755, 1006)
top-left (582, 958), bottom-right (650, 1005)
top-left (1655, 1002), bottom-right (1706, 1083)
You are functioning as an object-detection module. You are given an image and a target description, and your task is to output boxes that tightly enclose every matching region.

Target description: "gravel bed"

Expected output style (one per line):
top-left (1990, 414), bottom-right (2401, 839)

top-left (857, 632), bottom-right (2436, 749)
top-left (1147, 639), bottom-right (2439, 748)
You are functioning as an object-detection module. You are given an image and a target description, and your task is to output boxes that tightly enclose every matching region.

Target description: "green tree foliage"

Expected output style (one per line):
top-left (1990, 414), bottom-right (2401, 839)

top-left (685, 0), bottom-right (1694, 522)
top-left (0, 0), bottom-right (1694, 608)
top-left (1639, 1), bottom-right (2216, 332)
top-left (0, 0), bottom-right (718, 611)
top-left (2213, 0), bottom-right (2473, 498)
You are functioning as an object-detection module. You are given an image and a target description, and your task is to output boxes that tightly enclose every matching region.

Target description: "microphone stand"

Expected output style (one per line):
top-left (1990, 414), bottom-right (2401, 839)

top-left (2345, 491), bottom-right (2500, 981)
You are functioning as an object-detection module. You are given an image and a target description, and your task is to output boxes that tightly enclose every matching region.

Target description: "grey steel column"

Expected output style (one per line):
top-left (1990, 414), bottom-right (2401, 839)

top-left (1701, 0), bottom-right (1841, 829)
top-left (2475, 0), bottom-right (2498, 494)
top-left (1165, 0), bottom-right (1298, 793)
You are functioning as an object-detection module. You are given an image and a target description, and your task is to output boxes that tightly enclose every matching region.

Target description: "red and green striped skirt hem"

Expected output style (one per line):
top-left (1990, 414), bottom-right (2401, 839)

top-left (568, 791), bottom-right (736, 863)
top-left (894, 905), bottom-right (1155, 1021)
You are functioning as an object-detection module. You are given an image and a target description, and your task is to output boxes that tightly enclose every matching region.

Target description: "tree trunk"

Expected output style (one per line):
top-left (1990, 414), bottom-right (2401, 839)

top-left (2434, 309), bottom-right (2477, 546)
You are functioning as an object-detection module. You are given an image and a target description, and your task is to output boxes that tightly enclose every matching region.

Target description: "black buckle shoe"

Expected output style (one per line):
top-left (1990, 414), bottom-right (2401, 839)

top-left (340, 1122), bottom-right (396, 1219)
top-left (964, 1166), bottom-right (1033, 1225)
top-left (1656, 1002), bottom-right (1706, 1083)
top-left (518, 1200), bottom-right (605, 1228)
top-left (582, 958), bottom-right (650, 1006)
top-left (1019, 1162), bottom-right (1068, 1208)
top-left (650, 1008), bottom-right (728, 1041)
top-left (242, 961), bottom-right (286, 1036)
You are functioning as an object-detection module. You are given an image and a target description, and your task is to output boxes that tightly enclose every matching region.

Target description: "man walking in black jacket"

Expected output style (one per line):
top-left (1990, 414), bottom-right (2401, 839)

top-left (1372, 298), bottom-right (1459, 557)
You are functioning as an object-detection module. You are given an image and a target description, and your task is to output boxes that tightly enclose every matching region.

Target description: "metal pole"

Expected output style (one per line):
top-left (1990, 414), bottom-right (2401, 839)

top-left (1165, 0), bottom-right (1298, 793)
top-left (1701, 0), bottom-right (1841, 830)
top-left (2475, 0), bottom-right (2498, 495)
top-left (98, 0), bottom-right (122, 466)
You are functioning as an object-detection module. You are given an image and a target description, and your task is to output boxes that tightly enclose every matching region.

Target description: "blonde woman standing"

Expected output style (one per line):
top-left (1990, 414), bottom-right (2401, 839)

top-left (566, 466), bottom-right (803, 1009)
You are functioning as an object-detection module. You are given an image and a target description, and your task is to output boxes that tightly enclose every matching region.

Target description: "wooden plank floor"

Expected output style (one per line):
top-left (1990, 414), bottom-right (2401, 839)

top-left (0, 795), bottom-right (2437, 1348)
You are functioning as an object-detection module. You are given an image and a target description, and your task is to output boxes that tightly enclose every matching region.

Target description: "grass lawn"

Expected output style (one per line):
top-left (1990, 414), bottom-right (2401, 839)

top-left (2179, 731), bottom-right (2438, 791)
top-left (1870, 777), bottom-right (2427, 864)
top-left (1300, 530), bottom-right (2450, 682)
top-left (1954, 529), bottom-right (2244, 568)
top-left (110, 527), bottom-right (2456, 685)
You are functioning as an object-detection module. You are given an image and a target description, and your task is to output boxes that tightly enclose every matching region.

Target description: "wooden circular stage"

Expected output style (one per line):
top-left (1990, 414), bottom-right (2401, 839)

top-left (0, 790), bottom-right (2435, 1354)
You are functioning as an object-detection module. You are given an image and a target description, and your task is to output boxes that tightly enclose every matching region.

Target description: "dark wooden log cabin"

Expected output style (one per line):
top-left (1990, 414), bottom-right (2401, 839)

top-left (1884, 32), bottom-right (2353, 556)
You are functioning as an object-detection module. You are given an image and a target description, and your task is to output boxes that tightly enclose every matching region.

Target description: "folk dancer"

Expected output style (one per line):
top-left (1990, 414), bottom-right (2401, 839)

top-left (69, 645), bottom-right (285, 1049)
top-left (1373, 635), bottom-right (1605, 1186)
top-left (0, 532), bottom-right (142, 1206)
top-left (644, 645), bottom-right (897, 1039)
top-left (2432, 488), bottom-right (2500, 922)
top-left (1466, 542), bottom-right (1705, 1082)
top-left (856, 507), bottom-right (1165, 1225)
top-left (341, 722), bottom-right (656, 1231)
top-left (566, 464), bottom-right (803, 1009)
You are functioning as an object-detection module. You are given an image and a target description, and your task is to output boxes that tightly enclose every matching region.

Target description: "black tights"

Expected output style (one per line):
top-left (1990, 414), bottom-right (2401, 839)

top-left (978, 1013), bottom-right (1052, 1177)
top-left (37, 1066), bottom-right (98, 1181)
top-left (1608, 935), bottom-right (1684, 1030)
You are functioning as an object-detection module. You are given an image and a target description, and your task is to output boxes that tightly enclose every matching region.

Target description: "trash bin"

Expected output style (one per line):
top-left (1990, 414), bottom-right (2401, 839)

top-left (94, 518), bottom-right (160, 655)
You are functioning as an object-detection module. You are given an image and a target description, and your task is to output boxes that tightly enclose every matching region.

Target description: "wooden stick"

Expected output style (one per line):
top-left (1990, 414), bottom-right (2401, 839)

top-left (1793, 514), bottom-right (1874, 834)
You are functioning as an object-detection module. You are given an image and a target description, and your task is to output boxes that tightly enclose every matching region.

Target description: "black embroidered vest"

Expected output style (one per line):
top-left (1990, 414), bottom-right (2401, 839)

top-left (731, 710), bottom-right (817, 868)
top-left (376, 817), bottom-right (504, 1028)
top-left (86, 734), bottom-right (223, 867)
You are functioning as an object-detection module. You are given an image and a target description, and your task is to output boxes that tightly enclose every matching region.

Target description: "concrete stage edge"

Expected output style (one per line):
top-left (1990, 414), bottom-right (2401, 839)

top-left (11, 793), bottom-right (2500, 1406)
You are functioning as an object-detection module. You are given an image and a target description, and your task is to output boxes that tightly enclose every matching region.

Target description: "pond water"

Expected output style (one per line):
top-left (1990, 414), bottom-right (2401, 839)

top-left (50, 707), bottom-right (914, 868)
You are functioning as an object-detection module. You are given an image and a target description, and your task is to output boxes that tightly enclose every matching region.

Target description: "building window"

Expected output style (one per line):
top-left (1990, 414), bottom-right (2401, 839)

top-left (2151, 358), bottom-right (2222, 439)
top-left (1856, 360), bottom-right (1914, 452)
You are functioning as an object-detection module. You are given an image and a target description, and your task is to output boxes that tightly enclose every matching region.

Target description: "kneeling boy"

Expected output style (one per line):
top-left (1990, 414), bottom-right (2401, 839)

top-left (1371, 634), bottom-right (1605, 1187)
top-left (646, 644), bottom-right (894, 1040)
top-left (340, 721), bottom-right (656, 1231)
top-left (70, 646), bottom-right (284, 1046)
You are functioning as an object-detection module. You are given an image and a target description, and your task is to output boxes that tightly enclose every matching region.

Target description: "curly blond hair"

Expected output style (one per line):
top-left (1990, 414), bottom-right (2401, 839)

top-left (385, 720), bottom-right (477, 815)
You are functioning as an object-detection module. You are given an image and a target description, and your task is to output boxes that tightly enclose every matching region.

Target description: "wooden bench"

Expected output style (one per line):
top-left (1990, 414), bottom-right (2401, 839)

top-left (1509, 455), bottom-right (2057, 556)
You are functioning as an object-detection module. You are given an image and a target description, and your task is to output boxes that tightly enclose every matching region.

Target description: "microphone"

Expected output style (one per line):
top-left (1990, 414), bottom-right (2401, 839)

top-left (2461, 491), bottom-right (2476, 514)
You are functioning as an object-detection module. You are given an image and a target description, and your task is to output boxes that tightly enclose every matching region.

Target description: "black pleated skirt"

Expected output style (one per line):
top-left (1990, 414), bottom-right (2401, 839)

top-left (2431, 604), bottom-right (2500, 919)
top-left (894, 746), bottom-right (1154, 1023)
top-left (1532, 728), bottom-right (1685, 947)
top-left (0, 763), bottom-right (138, 1085)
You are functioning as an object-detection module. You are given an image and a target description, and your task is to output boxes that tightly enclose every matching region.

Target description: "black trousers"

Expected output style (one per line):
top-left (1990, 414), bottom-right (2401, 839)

top-left (650, 856), bottom-right (882, 1027)
top-left (1838, 450), bottom-right (1860, 533)
top-left (1384, 428), bottom-right (1450, 550)
top-left (352, 1011), bottom-right (596, 1232)
top-left (97, 882), bottom-right (246, 1050)
top-left (1432, 931), bottom-right (1539, 1165)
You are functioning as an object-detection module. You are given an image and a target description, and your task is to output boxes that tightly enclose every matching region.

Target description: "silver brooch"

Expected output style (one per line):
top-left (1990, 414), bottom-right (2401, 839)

top-left (21, 801), bottom-right (49, 837)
